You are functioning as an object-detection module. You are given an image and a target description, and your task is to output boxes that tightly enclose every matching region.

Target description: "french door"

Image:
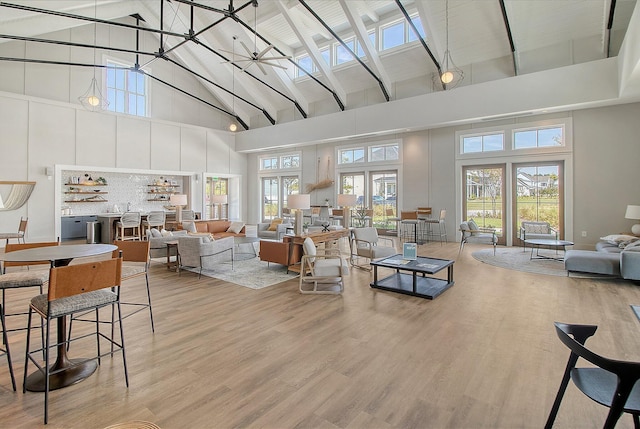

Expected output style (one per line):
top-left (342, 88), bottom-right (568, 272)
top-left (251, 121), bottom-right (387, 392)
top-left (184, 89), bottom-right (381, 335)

top-left (462, 165), bottom-right (506, 245)
top-left (261, 175), bottom-right (300, 221)
top-left (205, 177), bottom-right (228, 220)
top-left (513, 162), bottom-right (563, 244)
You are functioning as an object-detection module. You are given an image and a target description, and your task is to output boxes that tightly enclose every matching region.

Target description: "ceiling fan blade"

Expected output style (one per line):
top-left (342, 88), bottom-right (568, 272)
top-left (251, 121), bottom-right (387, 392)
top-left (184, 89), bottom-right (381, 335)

top-left (261, 55), bottom-right (291, 61)
top-left (260, 61), bottom-right (288, 70)
top-left (256, 45), bottom-right (274, 59)
top-left (241, 61), bottom-right (255, 73)
top-left (239, 41), bottom-right (255, 58)
top-left (256, 61), bottom-right (268, 75)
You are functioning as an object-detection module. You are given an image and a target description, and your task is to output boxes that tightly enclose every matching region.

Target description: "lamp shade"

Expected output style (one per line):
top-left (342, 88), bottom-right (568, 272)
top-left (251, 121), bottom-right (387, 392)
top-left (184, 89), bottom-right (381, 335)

top-left (169, 194), bottom-right (188, 207)
top-left (337, 194), bottom-right (357, 207)
top-left (625, 205), bottom-right (640, 220)
top-left (288, 194), bottom-right (310, 210)
top-left (211, 194), bottom-right (228, 204)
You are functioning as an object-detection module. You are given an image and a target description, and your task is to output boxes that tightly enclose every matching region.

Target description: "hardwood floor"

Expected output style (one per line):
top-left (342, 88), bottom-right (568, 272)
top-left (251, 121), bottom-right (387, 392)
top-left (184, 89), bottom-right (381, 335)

top-left (1, 241), bottom-right (640, 428)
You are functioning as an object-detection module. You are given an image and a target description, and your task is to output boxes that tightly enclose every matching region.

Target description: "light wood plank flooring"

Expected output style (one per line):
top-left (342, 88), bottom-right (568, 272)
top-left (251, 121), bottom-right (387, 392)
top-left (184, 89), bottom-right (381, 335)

top-left (1, 241), bottom-right (640, 429)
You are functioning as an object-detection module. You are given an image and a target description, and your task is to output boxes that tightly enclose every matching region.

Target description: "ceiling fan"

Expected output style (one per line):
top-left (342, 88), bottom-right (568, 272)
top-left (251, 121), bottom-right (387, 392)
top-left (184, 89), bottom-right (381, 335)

top-left (221, 0), bottom-right (291, 75)
top-left (225, 40), bottom-right (291, 75)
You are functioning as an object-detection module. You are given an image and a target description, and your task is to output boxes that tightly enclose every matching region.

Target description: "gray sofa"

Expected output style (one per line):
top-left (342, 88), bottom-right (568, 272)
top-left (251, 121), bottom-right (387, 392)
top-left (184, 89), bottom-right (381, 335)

top-left (565, 238), bottom-right (640, 280)
top-left (146, 229), bottom-right (188, 259)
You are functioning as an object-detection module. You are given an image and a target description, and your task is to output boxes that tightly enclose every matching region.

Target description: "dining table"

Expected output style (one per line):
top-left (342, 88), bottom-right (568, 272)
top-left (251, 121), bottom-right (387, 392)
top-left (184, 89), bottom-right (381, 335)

top-left (1, 243), bottom-right (117, 391)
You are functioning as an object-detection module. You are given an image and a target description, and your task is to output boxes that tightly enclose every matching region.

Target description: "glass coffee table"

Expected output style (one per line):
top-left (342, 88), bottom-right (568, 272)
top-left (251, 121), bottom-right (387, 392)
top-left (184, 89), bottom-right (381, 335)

top-left (524, 239), bottom-right (574, 261)
top-left (370, 254), bottom-right (455, 299)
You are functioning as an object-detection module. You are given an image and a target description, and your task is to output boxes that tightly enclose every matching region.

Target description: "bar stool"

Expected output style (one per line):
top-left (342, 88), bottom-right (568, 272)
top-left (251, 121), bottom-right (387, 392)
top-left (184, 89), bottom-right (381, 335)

top-left (400, 211), bottom-right (419, 242)
top-left (422, 209), bottom-right (448, 245)
top-left (141, 211), bottom-right (165, 237)
top-left (116, 212), bottom-right (141, 241)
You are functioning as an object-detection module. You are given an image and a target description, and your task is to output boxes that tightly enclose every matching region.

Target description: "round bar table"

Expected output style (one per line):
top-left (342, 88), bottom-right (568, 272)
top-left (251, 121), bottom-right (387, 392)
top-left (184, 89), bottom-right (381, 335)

top-left (1, 243), bottom-right (117, 391)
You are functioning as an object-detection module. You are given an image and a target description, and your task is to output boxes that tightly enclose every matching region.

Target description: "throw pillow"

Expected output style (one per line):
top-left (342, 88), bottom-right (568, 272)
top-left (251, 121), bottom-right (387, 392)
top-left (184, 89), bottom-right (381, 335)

top-left (226, 221), bottom-right (245, 234)
top-left (183, 221), bottom-right (197, 233)
top-left (150, 228), bottom-right (162, 238)
top-left (160, 229), bottom-right (173, 237)
top-left (622, 238), bottom-right (640, 249)
top-left (525, 223), bottom-right (548, 234)
top-left (468, 219), bottom-right (479, 232)
top-left (267, 218), bottom-right (283, 231)
top-left (600, 234), bottom-right (637, 245)
top-left (201, 235), bottom-right (214, 243)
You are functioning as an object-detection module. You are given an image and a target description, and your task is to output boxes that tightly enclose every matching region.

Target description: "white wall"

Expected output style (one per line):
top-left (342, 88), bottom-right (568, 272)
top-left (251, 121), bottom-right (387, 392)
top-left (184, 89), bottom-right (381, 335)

top-left (0, 91), bottom-right (245, 243)
top-left (245, 102), bottom-right (640, 249)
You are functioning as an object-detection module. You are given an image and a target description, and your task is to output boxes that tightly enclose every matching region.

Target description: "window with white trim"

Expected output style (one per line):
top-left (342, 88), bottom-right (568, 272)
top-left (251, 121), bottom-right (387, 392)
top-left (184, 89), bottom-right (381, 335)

top-left (370, 143), bottom-right (400, 162)
top-left (513, 126), bottom-right (563, 149)
top-left (339, 147), bottom-right (365, 164)
top-left (106, 60), bottom-right (147, 116)
top-left (259, 153), bottom-right (301, 171)
top-left (462, 133), bottom-right (504, 154)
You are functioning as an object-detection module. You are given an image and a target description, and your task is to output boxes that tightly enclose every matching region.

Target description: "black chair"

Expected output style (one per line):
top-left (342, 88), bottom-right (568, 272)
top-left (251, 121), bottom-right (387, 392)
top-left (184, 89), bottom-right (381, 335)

top-left (545, 322), bottom-right (640, 429)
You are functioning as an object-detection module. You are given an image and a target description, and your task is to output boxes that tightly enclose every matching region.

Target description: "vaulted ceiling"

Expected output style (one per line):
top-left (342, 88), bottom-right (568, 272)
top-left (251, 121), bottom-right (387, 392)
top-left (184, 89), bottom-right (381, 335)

top-left (0, 0), bottom-right (637, 131)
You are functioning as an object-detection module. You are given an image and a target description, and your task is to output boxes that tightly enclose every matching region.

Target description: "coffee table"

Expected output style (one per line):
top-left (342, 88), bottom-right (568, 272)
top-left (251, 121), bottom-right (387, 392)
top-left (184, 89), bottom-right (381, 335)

top-left (370, 254), bottom-right (455, 299)
top-left (524, 239), bottom-right (574, 261)
top-left (234, 236), bottom-right (260, 260)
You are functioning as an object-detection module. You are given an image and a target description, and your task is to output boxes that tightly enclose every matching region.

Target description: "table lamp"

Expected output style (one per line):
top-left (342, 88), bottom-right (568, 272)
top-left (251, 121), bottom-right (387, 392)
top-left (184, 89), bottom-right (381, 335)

top-left (170, 194), bottom-right (188, 223)
top-left (337, 194), bottom-right (357, 228)
top-left (625, 205), bottom-right (640, 235)
top-left (211, 194), bottom-right (228, 220)
top-left (288, 194), bottom-right (311, 235)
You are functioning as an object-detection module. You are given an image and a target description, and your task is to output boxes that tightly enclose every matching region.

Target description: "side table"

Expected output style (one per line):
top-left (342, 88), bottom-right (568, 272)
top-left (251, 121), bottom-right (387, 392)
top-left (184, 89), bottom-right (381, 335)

top-left (165, 240), bottom-right (179, 272)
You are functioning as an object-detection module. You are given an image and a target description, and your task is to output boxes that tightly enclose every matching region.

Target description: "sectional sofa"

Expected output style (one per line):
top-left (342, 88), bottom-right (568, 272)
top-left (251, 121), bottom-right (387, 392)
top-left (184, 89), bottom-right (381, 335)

top-left (564, 235), bottom-right (640, 280)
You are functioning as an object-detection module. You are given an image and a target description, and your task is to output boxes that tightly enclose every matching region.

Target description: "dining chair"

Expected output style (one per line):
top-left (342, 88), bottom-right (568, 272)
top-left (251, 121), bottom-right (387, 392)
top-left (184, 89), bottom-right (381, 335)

top-left (23, 256), bottom-right (128, 424)
top-left (0, 217), bottom-right (28, 245)
top-left (116, 212), bottom-right (142, 241)
top-left (68, 240), bottom-right (154, 346)
top-left (1, 240), bottom-right (60, 347)
top-left (545, 322), bottom-right (640, 429)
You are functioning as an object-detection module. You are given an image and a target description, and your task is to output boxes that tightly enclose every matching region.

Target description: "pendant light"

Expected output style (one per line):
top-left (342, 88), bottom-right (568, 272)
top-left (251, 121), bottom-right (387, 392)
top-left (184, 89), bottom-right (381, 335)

top-left (229, 36), bottom-right (238, 132)
top-left (78, 0), bottom-right (108, 111)
top-left (440, 0), bottom-right (463, 88)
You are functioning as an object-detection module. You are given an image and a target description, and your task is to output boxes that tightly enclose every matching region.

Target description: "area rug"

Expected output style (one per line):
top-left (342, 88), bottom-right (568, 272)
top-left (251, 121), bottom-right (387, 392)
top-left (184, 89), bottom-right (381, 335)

top-left (185, 257), bottom-right (298, 289)
top-left (471, 247), bottom-right (615, 278)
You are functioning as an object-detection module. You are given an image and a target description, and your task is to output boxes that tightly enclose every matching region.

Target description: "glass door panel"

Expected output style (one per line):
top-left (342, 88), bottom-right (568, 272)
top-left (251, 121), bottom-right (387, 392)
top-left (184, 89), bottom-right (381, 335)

top-left (513, 162), bottom-right (563, 243)
top-left (370, 170), bottom-right (397, 230)
top-left (206, 177), bottom-right (228, 220)
top-left (261, 177), bottom-right (279, 221)
top-left (463, 165), bottom-right (505, 244)
top-left (339, 172), bottom-right (365, 227)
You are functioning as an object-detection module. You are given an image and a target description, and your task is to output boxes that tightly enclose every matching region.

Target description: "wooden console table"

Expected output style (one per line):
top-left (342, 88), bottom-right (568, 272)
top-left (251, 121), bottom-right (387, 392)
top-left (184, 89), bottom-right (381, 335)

top-left (283, 228), bottom-right (350, 272)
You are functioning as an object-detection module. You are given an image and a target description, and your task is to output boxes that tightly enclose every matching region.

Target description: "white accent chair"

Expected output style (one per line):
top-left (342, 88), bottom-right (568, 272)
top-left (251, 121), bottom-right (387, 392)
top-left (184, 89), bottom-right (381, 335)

top-left (299, 237), bottom-right (348, 294)
top-left (519, 221), bottom-right (558, 250)
top-left (459, 220), bottom-right (497, 255)
top-left (350, 227), bottom-right (396, 270)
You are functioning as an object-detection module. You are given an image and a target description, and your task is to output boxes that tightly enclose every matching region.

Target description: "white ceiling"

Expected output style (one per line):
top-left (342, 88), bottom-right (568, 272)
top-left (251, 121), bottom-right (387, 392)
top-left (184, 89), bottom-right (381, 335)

top-left (0, 0), bottom-right (637, 130)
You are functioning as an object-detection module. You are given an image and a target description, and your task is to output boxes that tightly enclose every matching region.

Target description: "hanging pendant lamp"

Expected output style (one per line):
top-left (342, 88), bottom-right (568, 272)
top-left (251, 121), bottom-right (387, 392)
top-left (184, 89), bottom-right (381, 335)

top-left (440, 0), bottom-right (463, 88)
top-left (78, 0), bottom-right (109, 111)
